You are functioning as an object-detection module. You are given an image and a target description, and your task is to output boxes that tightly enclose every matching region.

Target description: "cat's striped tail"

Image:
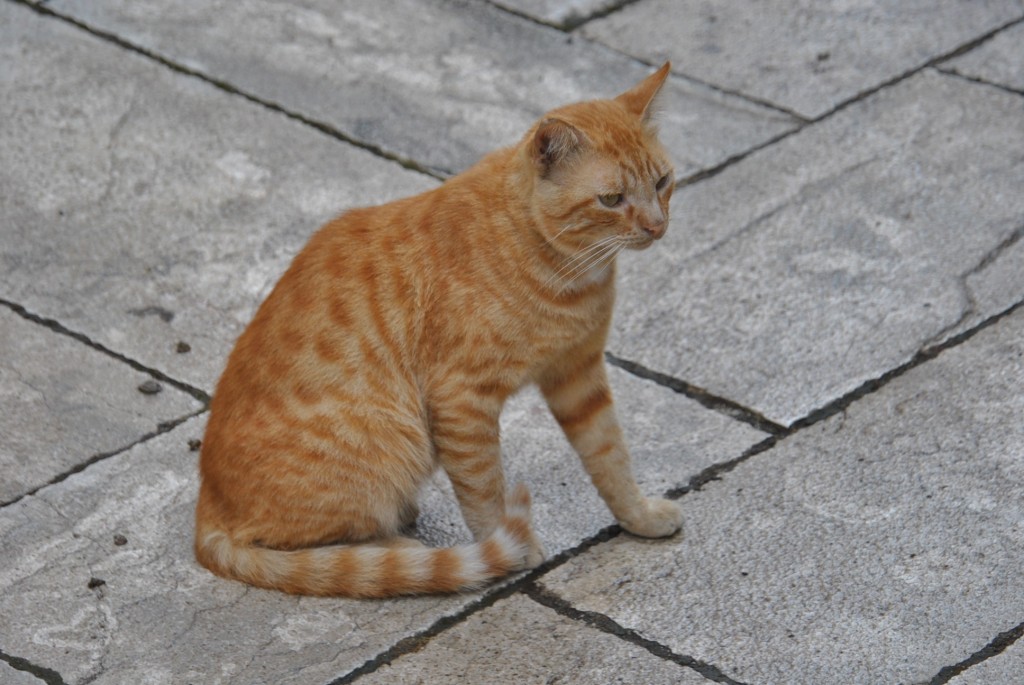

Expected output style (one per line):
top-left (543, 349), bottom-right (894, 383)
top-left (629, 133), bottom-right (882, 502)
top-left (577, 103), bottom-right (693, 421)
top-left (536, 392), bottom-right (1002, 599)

top-left (194, 484), bottom-right (540, 598)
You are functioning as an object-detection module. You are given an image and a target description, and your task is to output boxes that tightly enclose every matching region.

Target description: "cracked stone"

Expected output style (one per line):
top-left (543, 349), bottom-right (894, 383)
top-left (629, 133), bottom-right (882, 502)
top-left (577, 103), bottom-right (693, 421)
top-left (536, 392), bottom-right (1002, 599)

top-left (43, 0), bottom-right (797, 177)
top-left (947, 627), bottom-right (1024, 685)
top-left (582, 0), bottom-right (1024, 118)
top-left (955, 225), bottom-right (1024, 337)
top-left (0, 1), bottom-right (437, 393)
top-left (542, 307), bottom-right (1024, 684)
top-left (944, 22), bottom-right (1024, 93)
top-left (610, 69), bottom-right (1024, 426)
top-left (488, 0), bottom-right (621, 29)
top-left (356, 594), bottom-right (710, 684)
top-left (0, 661), bottom-right (49, 685)
top-left (0, 306), bottom-right (202, 504)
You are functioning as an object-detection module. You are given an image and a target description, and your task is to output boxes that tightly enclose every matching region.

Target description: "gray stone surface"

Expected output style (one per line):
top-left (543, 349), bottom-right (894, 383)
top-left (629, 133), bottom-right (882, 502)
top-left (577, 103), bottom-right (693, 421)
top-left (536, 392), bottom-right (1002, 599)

top-left (43, 0), bottom-right (797, 177)
top-left (541, 308), bottom-right (1024, 685)
top-left (583, 0), bottom-right (1024, 118)
top-left (357, 594), bottom-right (710, 684)
top-left (0, 306), bottom-right (202, 505)
top-left (0, 369), bottom-right (761, 684)
top-left (0, 1), bottom-right (435, 393)
top-left (944, 22), bottom-right (1024, 92)
top-left (0, 662), bottom-right (47, 685)
top-left (490, 0), bottom-right (617, 28)
top-left (953, 228), bottom-right (1024, 343)
top-left (611, 69), bottom-right (1024, 426)
top-left (948, 633), bottom-right (1024, 685)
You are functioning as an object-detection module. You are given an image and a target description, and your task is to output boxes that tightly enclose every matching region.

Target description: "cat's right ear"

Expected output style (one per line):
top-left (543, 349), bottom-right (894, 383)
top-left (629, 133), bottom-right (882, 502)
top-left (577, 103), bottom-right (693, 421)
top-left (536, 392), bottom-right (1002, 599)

top-left (532, 118), bottom-right (585, 177)
top-left (615, 61), bottom-right (671, 124)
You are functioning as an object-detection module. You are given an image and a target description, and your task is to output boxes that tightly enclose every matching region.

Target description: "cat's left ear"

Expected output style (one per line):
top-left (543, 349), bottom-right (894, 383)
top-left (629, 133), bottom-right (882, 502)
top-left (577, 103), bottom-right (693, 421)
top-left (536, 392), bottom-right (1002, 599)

top-left (532, 117), bottom-right (586, 176)
top-left (615, 62), bottom-right (671, 123)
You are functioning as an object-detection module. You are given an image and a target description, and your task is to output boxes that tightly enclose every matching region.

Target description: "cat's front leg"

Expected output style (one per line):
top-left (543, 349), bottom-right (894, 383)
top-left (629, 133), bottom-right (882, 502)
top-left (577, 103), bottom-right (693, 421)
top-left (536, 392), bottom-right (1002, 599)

top-left (430, 391), bottom-right (545, 565)
top-left (540, 351), bottom-right (682, 538)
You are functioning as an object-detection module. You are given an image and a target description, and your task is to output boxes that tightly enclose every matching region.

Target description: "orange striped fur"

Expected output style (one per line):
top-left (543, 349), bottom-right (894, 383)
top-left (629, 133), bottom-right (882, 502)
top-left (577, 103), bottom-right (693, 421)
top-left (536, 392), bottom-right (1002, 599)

top-left (196, 63), bottom-right (683, 597)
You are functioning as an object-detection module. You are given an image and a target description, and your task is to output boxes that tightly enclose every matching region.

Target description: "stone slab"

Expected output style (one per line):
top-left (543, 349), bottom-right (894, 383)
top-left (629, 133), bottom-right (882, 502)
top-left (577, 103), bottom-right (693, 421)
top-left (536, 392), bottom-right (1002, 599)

top-left (611, 69), bottom-right (1024, 426)
top-left (944, 22), bottom-right (1024, 92)
top-left (356, 594), bottom-right (710, 684)
top-left (43, 0), bottom-right (797, 177)
top-left (0, 306), bottom-right (202, 505)
top-left (0, 662), bottom-right (47, 685)
top-left (956, 228), bottom-right (1024, 342)
top-left (489, 0), bottom-right (617, 29)
top-left (541, 308), bottom-right (1024, 684)
top-left (583, 0), bottom-right (1024, 118)
top-left (0, 1), bottom-right (436, 394)
top-left (0, 366), bottom-right (763, 684)
top-left (948, 633), bottom-right (1024, 685)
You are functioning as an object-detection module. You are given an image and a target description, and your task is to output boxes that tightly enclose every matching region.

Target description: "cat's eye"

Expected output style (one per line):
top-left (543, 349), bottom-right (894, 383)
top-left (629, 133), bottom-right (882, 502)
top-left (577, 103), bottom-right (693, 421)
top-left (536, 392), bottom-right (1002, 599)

top-left (598, 193), bottom-right (623, 208)
top-left (655, 173), bottom-right (671, 191)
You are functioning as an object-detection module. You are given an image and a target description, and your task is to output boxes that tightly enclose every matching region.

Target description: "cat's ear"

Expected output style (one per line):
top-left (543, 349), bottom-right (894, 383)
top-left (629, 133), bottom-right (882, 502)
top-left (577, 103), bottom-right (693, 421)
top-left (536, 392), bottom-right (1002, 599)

top-left (532, 117), bottom-right (586, 176)
top-left (615, 62), bottom-right (671, 123)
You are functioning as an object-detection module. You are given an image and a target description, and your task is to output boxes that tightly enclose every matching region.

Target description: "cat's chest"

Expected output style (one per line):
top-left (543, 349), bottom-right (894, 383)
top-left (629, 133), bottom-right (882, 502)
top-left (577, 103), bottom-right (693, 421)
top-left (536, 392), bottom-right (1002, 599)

top-left (416, 255), bottom-right (614, 387)
top-left (486, 292), bottom-right (612, 377)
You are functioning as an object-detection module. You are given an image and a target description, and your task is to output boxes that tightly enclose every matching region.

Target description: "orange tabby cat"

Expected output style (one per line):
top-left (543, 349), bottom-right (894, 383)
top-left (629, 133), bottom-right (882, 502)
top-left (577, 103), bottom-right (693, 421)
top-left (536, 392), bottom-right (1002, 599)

top-left (196, 63), bottom-right (682, 597)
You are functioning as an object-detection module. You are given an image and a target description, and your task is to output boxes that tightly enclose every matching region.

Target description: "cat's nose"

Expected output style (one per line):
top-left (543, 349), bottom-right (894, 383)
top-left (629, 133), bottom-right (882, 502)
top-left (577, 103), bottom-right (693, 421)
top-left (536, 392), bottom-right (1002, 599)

top-left (640, 219), bottom-right (667, 240)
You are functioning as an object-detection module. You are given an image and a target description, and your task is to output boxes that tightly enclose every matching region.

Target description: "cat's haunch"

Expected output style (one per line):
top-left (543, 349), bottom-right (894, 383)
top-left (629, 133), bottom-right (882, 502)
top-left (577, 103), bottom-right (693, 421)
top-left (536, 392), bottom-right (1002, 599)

top-left (195, 63), bottom-right (682, 597)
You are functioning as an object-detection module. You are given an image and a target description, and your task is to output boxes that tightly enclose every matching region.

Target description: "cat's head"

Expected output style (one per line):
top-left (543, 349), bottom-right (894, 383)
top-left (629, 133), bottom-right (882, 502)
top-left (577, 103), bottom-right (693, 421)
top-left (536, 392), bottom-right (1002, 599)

top-left (524, 63), bottom-right (675, 266)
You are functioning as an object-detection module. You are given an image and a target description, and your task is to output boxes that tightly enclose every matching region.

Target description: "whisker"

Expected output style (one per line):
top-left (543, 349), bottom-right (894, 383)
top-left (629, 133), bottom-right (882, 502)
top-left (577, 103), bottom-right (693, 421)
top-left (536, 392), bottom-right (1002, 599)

top-left (558, 247), bottom-right (620, 293)
top-left (554, 237), bottom-right (625, 293)
top-left (558, 236), bottom-right (619, 275)
top-left (562, 240), bottom-right (619, 281)
top-left (575, 240), bottom-right (622, 279)
top-left (544, 236), bottom-right (620, 289)
top-left (544, 237), bottom-right (614, 284)
top-left (544, 222), bottom-right (584, 247)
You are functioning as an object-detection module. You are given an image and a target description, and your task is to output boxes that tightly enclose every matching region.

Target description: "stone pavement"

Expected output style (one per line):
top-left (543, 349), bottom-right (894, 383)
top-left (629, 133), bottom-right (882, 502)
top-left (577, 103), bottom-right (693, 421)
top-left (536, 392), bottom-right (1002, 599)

top-left (1, 0), bottom-right (1022, 682)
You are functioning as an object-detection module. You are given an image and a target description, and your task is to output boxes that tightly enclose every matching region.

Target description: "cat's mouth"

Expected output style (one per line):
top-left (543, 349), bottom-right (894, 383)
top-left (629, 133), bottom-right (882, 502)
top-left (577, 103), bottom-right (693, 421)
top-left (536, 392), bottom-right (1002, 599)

top-left (624, 234), bottom-right (658, 250)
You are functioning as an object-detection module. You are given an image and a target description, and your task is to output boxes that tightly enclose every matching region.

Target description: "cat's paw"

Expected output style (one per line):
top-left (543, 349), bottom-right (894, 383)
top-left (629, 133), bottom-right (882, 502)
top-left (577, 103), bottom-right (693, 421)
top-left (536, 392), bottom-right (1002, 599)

top-left (524, 535), bottom-right (546, 570)
top-left (619, 497), bottom-right (683, 538)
